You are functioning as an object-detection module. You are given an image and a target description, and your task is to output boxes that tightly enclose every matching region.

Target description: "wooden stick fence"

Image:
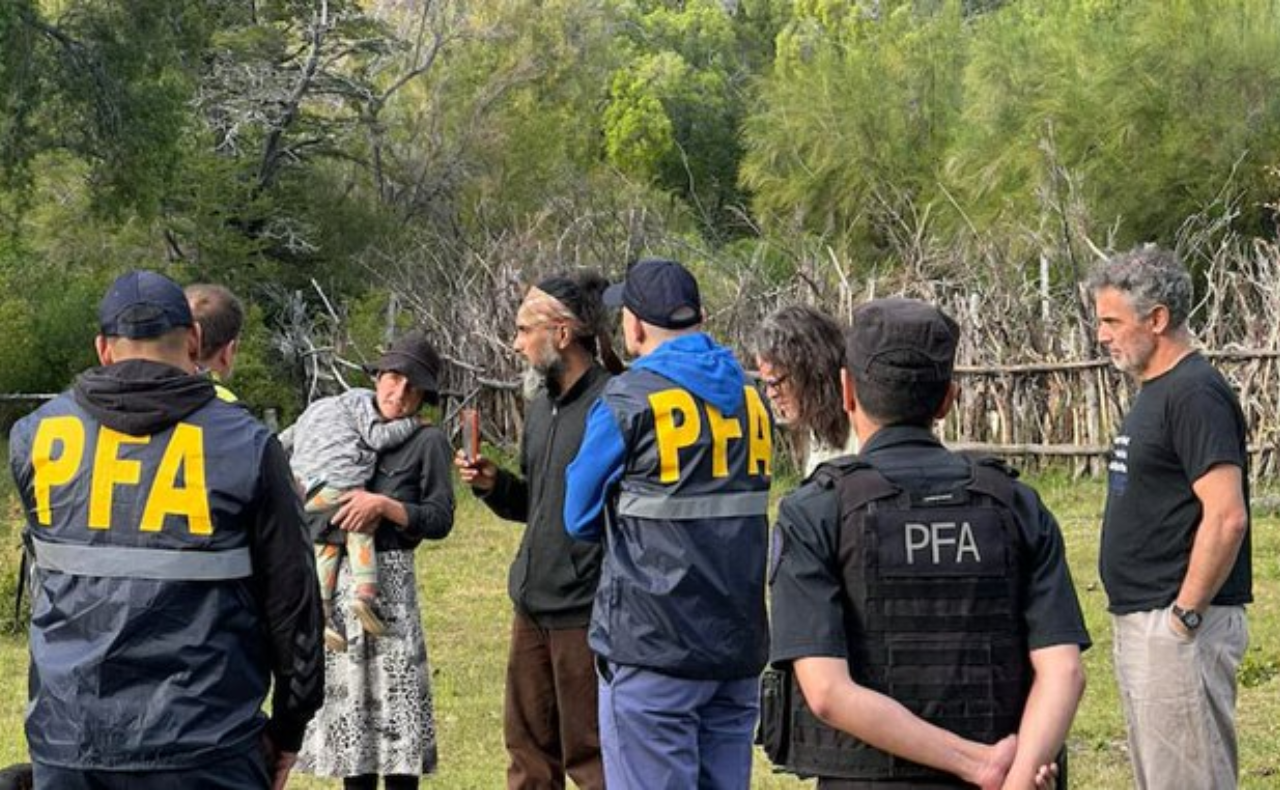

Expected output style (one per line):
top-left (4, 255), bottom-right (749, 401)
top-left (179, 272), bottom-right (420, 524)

top-left (943, 349), bottom-right (1279, 479)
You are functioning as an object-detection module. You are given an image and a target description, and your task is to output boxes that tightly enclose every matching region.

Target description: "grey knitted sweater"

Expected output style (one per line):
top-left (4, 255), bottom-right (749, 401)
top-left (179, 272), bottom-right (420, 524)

top-left (280, 388), bottom-right (419, 490)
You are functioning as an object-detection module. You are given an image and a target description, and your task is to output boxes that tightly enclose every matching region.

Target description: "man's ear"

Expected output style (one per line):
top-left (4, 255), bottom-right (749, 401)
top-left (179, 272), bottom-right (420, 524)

top-left (219, 337), bottom-right (240, 372)
top-left (624, 309), bottom-right (646, 348)
top-left (95, 335), bottom-right (113, 366)
top-left (841, 368), bottom-right (856, 415)
top-left (934, 381), bottom-right (960, 421)
top-left (1149, 303), bottom-right (1172, 335)
top-left (554, 324), bottom-right (573, 352)
top-left (186, 325), bottom-right (202, 369)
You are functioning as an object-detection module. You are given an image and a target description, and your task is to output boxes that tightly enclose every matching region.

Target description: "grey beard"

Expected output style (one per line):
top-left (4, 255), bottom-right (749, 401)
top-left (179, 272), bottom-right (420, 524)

top-left (521, 367), bottom-right (545, 401)
top-left (521, 355), bottom-right (566, 400)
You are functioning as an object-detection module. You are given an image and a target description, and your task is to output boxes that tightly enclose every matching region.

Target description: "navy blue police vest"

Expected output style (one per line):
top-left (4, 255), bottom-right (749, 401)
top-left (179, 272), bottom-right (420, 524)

top-left (13, 393), bottom-right (272, 770)
top-left (765, 457), bottom-right (1031, 781)
top-left (592, 368), bottom-right (773, 679)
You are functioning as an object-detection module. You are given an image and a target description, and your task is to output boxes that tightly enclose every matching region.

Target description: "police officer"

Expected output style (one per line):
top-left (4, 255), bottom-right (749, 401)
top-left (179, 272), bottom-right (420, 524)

top-left (564, 259), bottom-right (773, 789)
top-left (185, 282), bottom-right (244, 403)
top-left (9, 270), bottom-right (323, 790)
top-left (765, 298), bottom-right (1089, 790)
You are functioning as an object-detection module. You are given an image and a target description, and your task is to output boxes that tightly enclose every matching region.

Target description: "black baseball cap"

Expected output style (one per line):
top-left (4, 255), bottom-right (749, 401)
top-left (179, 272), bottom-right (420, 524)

top-left (98, 270), bottom-right (195, 339)
top-left (848, 298), bottom-right (959, 383)
top-left (365, 330), bottom-right (443, 406)
top-left (603, 258), bottom-right (702, 330)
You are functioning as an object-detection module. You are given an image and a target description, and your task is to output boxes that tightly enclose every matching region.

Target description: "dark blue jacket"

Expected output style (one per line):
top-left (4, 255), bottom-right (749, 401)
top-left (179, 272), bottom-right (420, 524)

top-left (565, 334), bottom-right (772, 679)
top-left (9, 360), bottom-right (323, 770)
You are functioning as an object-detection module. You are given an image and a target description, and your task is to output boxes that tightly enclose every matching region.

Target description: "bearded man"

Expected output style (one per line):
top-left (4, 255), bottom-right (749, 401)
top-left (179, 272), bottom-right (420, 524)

top-left (456, 272), bottom-right (619, 790)
top-left (1091, 246), bottom-right (1252, 789)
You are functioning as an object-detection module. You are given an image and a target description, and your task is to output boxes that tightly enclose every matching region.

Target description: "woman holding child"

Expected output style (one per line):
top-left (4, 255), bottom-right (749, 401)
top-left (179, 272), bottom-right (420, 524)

top-left (295, 331), bottom-right (456, 790)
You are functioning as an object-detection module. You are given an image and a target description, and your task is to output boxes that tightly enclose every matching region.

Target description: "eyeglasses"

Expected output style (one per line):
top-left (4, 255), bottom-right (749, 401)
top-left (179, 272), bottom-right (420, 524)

top-left (761, 373), bottom-right (790, 393)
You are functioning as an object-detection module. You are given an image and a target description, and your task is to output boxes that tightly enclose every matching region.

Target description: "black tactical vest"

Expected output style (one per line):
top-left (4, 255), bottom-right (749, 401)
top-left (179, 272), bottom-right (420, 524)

top-left (768, 457), bottom-right (1031, 781)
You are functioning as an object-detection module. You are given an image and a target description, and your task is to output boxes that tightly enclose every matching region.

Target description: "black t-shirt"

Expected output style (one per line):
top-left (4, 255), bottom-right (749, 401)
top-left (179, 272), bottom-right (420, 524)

top-left (1099, 353), bottom-right (1252, 613)
top-left (770, 426), bottom-right (1091, 668)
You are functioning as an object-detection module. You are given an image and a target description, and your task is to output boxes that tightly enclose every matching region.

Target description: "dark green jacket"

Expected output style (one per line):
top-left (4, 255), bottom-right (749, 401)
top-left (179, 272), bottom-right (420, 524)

top-left (481, 364), bottom-right (610, 628)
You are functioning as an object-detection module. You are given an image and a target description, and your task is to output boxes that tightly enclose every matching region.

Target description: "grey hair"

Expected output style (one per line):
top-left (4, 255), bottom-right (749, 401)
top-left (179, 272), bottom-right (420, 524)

top-left (1087, 245), bottom-right (1193, 329)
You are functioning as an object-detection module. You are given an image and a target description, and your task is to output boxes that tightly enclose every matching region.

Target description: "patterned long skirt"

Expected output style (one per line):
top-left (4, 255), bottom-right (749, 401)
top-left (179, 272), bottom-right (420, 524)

top-left (297, 549), bottom-right (438, 778)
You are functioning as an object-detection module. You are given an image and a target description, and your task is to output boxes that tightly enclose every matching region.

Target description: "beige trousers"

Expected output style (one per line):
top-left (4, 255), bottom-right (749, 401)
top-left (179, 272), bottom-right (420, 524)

top-left (1112, 605), bottom-right (1248, 790)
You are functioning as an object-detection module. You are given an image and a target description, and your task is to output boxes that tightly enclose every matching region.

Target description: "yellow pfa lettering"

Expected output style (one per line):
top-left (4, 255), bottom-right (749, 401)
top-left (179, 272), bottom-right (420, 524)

top-left (649, 386), bottom-right (772, 482)
top-left (142, 423), bottom-right (212, 535)
top-left (650, 389), bottom-right (701, 483)
top-left (88, 427), bottom-right (149, 529)
top-left (744, 387), bottom-right (773, 478)
top-left (27, 417), bottom-right (213, 535)
top-left (31, 417), bottom-right (86, 526)
top-left (705, 404), bottom-right (743, 479)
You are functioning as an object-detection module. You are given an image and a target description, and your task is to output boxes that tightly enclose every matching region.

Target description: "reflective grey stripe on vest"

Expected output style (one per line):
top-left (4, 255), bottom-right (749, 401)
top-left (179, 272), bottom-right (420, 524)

top-left (617, 490), bottom-right (769, 520)
top-left (32, 541), bottom-right (253, 581)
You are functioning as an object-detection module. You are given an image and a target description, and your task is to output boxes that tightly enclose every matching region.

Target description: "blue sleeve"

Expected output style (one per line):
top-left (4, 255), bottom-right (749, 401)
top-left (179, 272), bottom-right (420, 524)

top-left (563, 399), bottom-right (627, 542)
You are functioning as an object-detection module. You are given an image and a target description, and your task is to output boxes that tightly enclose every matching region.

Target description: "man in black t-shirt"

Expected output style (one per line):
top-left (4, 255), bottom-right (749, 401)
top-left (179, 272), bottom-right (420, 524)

top-left (768, 298), bottom-right (1089, 789)
top-left (1091, 246), bottom-right (1252, 789)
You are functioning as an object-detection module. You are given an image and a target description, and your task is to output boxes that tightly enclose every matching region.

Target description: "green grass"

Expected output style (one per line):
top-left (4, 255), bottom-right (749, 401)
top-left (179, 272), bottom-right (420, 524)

top-left (0, 453), bottom-right (1277, 787)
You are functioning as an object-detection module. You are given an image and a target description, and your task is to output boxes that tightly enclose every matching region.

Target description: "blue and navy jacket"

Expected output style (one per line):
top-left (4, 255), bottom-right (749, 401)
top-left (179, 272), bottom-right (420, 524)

top-left (565, 333), bottom-right (773, 679)
top-left (8, 359), bottom-right (323, 770)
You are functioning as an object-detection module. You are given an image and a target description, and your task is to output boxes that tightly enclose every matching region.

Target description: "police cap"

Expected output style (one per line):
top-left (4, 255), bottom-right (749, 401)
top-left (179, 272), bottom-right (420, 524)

top-left (848, 298), bottom-right (959, 384)
top-left (603, 258), bottom-right (702, 330)
top-left (99, 270), bottom-right (195, 339)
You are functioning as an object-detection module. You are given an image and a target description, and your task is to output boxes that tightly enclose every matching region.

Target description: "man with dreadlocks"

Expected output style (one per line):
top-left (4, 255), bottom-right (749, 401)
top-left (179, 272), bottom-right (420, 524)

top-left (456, 270), bottom-right (621, 790)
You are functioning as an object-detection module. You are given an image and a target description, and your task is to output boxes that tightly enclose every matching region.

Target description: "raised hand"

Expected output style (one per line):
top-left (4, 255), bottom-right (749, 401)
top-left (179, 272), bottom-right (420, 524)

top-left (454, 449), bottom-right (498, 493)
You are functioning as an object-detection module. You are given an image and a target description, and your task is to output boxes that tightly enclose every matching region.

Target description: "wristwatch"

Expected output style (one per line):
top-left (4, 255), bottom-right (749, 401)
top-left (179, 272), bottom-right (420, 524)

top-left (1171, 603), bottom-right (1203, 632)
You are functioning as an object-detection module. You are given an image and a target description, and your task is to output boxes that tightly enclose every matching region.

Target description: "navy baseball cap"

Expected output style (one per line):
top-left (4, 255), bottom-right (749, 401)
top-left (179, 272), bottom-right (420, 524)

top-left (603, 258), bottom-right (702, 329)
top-left (848, 298), bottom-right (959, 383)
top-left (98, 270), bottom-right (195, 339)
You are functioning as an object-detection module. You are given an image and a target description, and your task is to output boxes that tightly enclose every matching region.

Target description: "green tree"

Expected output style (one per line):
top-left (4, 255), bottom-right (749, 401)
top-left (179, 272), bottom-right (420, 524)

top-left (1, 1), bottom-right (218, 219)
top-left (604, 0), bottom-right (779, 240)
top-left (951, 0), bottom-right (1280, 244)
top-left (741, 0), bottom-right (966, 258)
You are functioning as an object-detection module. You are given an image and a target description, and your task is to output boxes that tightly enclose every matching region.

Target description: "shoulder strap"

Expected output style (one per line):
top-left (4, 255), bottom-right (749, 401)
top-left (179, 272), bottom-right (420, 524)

top-left (813, 457), bottom-right (901, 511)
top-left (964, 455), bottom-right (1019, 510)
top-left (964, 456), bottom-right (1029, 562)
top-left (808, 454), bottom-right (860, 485)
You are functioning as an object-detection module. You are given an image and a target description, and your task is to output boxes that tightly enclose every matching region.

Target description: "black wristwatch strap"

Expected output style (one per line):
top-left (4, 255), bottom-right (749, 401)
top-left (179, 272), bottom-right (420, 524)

top-left (1172, 603), bottom-right (1203, 631)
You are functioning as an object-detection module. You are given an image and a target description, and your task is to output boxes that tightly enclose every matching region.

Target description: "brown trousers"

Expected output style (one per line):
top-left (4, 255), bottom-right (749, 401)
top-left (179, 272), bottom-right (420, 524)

top-left (505, 613), bottom-right (605, 790)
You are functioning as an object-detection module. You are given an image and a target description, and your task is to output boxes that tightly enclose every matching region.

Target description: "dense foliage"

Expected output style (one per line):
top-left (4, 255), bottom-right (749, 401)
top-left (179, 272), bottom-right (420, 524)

top-left (2, 0), bottom-right (1278, 432)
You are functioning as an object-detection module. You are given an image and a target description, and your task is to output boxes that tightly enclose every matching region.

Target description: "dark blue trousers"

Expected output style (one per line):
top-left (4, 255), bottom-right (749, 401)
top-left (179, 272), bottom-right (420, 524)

top-left (597, 660), bottom-right (759, 790)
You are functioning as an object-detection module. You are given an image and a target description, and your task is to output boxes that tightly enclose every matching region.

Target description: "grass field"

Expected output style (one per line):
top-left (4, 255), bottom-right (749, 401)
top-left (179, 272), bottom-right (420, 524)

top-left (0, 451), bottom-right (1276, 788)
